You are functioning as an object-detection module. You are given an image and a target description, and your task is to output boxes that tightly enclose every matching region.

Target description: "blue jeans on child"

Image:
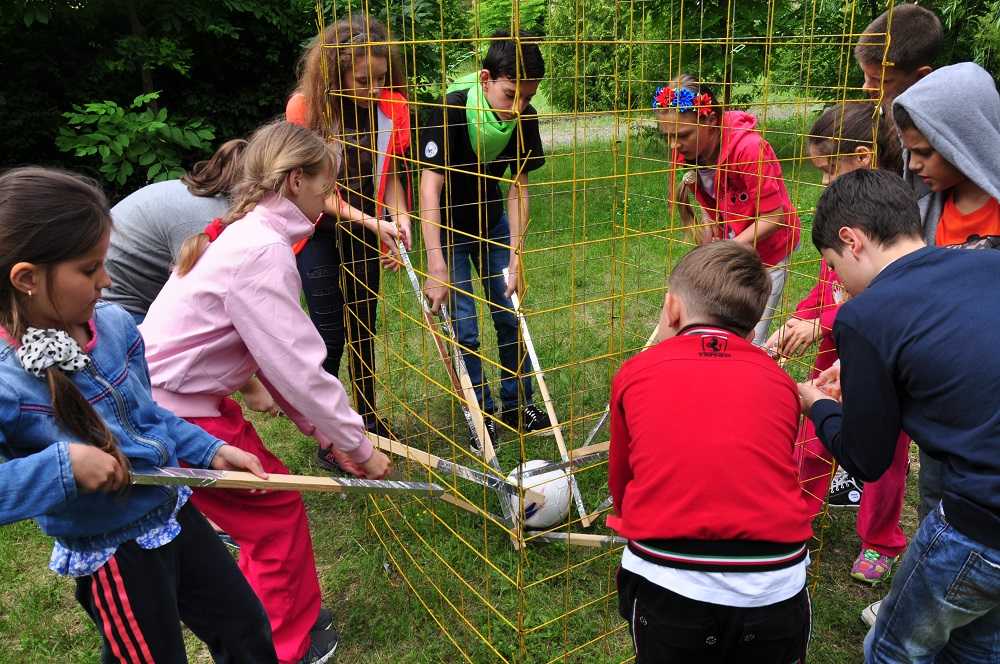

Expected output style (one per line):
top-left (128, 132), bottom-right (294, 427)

top-left (865, 503), bottom-right (1000, 663)
top-left (447, 215), bottom-right (534, 414)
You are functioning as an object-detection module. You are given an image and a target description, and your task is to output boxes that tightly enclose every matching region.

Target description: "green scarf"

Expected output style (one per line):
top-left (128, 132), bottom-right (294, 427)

top-left (448, 72), bottom-right (515, 163)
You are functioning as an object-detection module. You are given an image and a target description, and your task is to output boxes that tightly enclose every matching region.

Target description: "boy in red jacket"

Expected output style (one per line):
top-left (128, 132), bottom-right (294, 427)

top-left (609, 241), bottom-right (813, 663)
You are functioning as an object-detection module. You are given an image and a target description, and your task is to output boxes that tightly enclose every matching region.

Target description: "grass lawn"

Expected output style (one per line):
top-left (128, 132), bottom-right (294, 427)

top-left (0, 124), bottom-right (918, 663)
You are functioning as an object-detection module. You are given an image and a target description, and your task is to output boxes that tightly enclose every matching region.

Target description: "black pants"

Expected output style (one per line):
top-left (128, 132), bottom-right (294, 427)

top-left (75, 503), bottom-right (277, 664)
top-left (296, 223), bottom-right (381, 425)
top-left (617, 567), bottom-right (810, 664)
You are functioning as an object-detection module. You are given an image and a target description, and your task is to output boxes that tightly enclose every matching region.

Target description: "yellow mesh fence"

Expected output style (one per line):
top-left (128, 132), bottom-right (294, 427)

top-left (306, 1), bottom-right (898, 659)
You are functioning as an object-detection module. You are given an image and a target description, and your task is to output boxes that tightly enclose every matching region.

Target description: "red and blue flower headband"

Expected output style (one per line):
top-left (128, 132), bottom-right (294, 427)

top-left (652, 86), bottom-right (714, 117)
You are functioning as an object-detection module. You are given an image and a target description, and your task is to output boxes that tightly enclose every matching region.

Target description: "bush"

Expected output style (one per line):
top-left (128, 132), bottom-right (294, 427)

top-left (475, 0), bottom-right (546, 37)
top-left (56, 92), bottom-right (214, 194)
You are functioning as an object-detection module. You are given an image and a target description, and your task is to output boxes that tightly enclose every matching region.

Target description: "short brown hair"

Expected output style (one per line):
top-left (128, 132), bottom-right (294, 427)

top-left (669, 241), bottom-right (770, 337)
top-left (855, 4), bottom-right (942, 72)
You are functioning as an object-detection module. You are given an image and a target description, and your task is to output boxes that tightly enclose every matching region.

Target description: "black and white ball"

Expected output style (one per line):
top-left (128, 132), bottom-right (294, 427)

top-left (507, 460), bottom-right (571, 529)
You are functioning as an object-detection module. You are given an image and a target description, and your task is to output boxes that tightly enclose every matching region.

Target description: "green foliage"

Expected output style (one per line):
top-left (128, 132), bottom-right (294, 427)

top-left (475, 0), bottom-right (547, 37)
top-left (934, 0), bottom-right (1000, 77)
top-left (56, 92), bottom-right (214, 188)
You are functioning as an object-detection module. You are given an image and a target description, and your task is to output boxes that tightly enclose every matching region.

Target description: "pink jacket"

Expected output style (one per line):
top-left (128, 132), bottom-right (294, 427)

top-left (140, 194), bottom-right (372, 464)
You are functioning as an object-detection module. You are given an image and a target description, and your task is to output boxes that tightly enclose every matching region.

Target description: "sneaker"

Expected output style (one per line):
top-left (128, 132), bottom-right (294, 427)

top-left (861, 599), bottom-right (881, 628)
top-left (827, 467), bottom-right (864, 508)
top-left (469, 417), bottom-right (499, 454)
top-left (314, 607), bottom-right (333, 632)
top-left (216, 531), bottom-right (240, 551)
top-left (501, 404), bottom-right (552, 435)
top-left (298, 624), bottom-right (339, 664)
top-left (851, 548), bottom-right (897, 585)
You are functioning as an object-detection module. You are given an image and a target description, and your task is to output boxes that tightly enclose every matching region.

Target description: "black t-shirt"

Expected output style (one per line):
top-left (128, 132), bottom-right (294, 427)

top-left (339, 100), bottom-right (377, 218)
top-left (419, 89), bottom-right (545, 237)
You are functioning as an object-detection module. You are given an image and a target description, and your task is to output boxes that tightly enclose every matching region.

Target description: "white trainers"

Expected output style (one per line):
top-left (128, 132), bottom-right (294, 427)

top-left (861, 599), bottom-right (881, 628)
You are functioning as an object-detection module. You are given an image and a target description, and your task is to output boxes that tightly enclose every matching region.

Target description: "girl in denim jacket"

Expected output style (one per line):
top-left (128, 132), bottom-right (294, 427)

top-left (0, 167), bottom-right (277, 663)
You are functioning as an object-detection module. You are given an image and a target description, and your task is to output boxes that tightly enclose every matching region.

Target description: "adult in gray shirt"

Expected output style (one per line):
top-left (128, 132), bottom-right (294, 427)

top-left (104, 139), bottom-right (277, 415)
top-left (104, 139), bottom-right (245, 322)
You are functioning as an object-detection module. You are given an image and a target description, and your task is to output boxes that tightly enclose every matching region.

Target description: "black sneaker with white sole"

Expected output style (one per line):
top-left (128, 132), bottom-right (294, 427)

top-left (298, 624), bottom-right (339, 664)
top-left (501, 404), bottom-right (552, 435)
top-left (469, 417), bottom-right (499, 454)
top-left (828, 467), bottom-right (864, 508)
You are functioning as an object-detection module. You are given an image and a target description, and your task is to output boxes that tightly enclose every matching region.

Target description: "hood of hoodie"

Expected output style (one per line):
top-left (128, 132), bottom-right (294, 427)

top-left (718, 111), bottom-right (760, 163)
top-left (894, 62), bottom-right (1000, 205)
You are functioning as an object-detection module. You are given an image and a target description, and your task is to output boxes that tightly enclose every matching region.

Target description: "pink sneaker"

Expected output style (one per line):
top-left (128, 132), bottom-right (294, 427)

top-left (850, 548), bottom-right (897, 585)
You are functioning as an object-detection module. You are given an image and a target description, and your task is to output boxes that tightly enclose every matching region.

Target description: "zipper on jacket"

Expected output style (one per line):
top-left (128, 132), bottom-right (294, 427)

top-left (86, 365), bottom-right (169, 466)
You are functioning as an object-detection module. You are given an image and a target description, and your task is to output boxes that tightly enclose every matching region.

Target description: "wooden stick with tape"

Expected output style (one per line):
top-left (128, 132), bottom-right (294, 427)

top-left (397, 241), bottom-right (519, 541)
top-left (131, 467), bottom-right (444, 496)
top-left (366, 432), bottom-right (545, 507)
top-left (504, 267), bottom-right (591, 527)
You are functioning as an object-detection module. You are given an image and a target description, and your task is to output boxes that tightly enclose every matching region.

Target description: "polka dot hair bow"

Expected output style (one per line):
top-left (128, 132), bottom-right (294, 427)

top-left (17, 327), bottom-right (91, 378)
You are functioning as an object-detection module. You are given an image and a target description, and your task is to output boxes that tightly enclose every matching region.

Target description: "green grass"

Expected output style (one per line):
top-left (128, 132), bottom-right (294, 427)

top-left (0, 129), bottom-right (916, 663)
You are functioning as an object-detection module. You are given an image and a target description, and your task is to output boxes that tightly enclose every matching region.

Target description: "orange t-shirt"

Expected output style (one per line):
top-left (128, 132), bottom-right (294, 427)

top-left (936, 194), bottom-right (1000, 246)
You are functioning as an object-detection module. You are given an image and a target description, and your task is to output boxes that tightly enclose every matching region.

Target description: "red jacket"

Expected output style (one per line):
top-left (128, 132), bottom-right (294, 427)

top-left (608, 326), bottom-right (813, 570)
top-left (793, 259), bottom-right (845, 376)
top-left (681, 111), bottom-right (801, 266)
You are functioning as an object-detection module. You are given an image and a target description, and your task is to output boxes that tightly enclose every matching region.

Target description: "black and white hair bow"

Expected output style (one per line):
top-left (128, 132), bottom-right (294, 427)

top-left (17, 327), bottom-right (91, 378)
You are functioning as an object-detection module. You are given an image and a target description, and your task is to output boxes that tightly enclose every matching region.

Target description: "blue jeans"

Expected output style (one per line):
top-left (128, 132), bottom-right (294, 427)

top-left (865, 504), bottom-right (1000, 663)
top-left (129, 311), bottom-right (146, 326)
top-left (448, 215), bottom-right (533, 414)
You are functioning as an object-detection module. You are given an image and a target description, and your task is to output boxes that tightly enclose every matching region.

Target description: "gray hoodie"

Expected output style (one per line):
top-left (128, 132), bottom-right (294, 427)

top-left (894, 62), bottom-right (1000, 244)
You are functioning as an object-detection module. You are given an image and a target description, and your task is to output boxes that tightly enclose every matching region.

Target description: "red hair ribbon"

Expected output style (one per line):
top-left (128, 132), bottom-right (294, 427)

top-left (203, 217), bottom-right (226, 242)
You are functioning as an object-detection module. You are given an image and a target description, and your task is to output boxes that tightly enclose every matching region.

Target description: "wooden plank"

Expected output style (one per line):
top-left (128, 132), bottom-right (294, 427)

top-left (131, 467), bottom-right (443, 496)
top-left (506, 269), bottom-right (591, 526)
top-left (366, 433), bottom-right (546, 507)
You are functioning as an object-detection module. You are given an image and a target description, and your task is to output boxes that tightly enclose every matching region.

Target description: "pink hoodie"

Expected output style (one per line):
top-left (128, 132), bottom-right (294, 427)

top-left (140, 193), bottom-right (373, 464)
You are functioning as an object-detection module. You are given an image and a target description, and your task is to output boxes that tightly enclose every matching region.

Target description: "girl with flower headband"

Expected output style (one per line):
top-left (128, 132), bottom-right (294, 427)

top-left (0, 167), bottom-right (276, 662)
top-left (654, 73), bottom-right (801, 345)
top-left (286, 15), bottom-right (412, 455)
top-left (142, 120), bottom-right (392, 664)
top-left (764, 101), bottom-right (910, 589)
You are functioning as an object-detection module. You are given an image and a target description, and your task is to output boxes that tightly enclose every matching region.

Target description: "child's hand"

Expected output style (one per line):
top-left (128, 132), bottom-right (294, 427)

top-left (210, 445), bottom-right (268, 480)
top-left (360, 450), bottom-right (392, 480)
top-left (68, 443), bottom-right (128, 493)
top-left (369, 219), bottom-right (402, 272)
top-left (239, 377), bottom-right (280, 416)
top-left (796, 380), bottom-right (829, 414)
top-left (396, 215), bottom-right (412, 251)
top-left (505, 255), bottom-right (523, 299)
top-left (424, 263), bottom-right (450, 314)
top-left (815, 362), bottom-right (842, 401)
top-left (775, 318), bottom-right (820, 357)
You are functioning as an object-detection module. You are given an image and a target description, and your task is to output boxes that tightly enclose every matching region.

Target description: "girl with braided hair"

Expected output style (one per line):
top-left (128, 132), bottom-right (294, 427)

top-left (0, 166), bottom-right (275, 663)
top-left (143, 120), bottom-right (391, 664)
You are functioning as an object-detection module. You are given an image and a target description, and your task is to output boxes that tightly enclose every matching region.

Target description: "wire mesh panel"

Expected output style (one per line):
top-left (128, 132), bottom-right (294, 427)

top-left (306, 0), bottom-right (898, 660)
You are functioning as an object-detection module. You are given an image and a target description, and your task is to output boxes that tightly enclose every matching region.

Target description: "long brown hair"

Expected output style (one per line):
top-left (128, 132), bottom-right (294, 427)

top-left (0, 167), bottom-right (129, 472)
top-left (809, 101), bottom-right (902, 173)
top-left (181, 138), bottom-right (248, 198)
top-left (175, 121), bottom-right (336, 276)
top-left (292, 14), bottom-right (406, 135)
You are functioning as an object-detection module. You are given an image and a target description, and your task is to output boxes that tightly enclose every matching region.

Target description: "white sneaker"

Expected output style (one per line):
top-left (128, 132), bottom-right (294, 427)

top-left (861, 599), bottom-right (881, 627)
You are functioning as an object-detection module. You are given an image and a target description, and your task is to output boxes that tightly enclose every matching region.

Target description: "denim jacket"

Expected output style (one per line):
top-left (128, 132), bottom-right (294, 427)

top-left (0, 302), bottom-right (224, 551)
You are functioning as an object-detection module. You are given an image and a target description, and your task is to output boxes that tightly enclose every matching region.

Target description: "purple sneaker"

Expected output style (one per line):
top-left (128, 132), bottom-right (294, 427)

top-left (850, 548), bottom-right (897, 585)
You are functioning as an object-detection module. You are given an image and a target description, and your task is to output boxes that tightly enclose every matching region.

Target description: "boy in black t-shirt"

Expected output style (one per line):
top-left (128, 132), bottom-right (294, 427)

top-left (419, 31), bottom-right (550, 443)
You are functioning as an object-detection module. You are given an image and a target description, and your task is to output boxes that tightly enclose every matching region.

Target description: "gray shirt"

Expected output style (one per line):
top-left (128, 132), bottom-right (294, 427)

top-left (104, 180), bottom-right (229, 314)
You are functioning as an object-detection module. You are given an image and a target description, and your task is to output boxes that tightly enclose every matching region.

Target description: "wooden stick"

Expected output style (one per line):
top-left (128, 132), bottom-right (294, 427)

top-left (505, 268), bottom-right (590, 527)
top-left (570, 441), bottom-right (609, 459)
top-left (366, 433), bottom-right (546, 507)
top-left (131, 468), bottom-right (444, 496)
top-left (528, 531), bottom-right (625, 548)
top-left (397, 242), bottom-right (519, 543)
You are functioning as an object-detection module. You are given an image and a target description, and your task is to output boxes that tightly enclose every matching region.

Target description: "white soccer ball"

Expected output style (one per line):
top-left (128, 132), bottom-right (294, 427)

top-left (507, 459), bottom-right (572, 529)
